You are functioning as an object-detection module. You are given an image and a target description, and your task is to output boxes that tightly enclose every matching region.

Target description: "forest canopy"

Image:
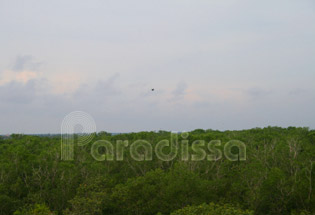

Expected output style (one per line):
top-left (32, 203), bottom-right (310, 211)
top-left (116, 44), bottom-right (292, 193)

top-left (0, 127), bottom-right (314, 215)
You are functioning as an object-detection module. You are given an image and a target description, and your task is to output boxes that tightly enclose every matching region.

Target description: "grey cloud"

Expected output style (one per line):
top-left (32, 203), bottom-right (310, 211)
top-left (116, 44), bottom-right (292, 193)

top-left (246, 87), bottom-right (272, 99)
top-left (96, 73), bottom-right (121, 96)
top-left (0, 80), bottom-right (37, 104)
top-left (74, 73), bottom-right (121, 100)
top-left (12, 55), bottom-right (42, 71)
top-left (289, 88), bottom-right (307, 96)
top-left (0, 72), bottom-right (123, 118)
top-left (172, 81), bottom-right (188, 97)
top-left (0, 55), bottom-right (44, 104)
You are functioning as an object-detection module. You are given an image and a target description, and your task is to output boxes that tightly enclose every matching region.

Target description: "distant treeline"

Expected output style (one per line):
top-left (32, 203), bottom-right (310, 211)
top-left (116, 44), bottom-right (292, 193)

top-left (0, 127), bottom-right (314, 215)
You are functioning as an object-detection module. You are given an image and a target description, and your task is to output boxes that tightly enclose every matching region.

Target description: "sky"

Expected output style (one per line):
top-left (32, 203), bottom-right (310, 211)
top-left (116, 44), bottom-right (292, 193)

top-left (0, 0), bottom-right (315, 134)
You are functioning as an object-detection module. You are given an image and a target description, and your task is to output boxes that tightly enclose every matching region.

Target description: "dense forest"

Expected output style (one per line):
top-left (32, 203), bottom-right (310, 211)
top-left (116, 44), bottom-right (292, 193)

top-left (0, 127), bottom-right (314, 215)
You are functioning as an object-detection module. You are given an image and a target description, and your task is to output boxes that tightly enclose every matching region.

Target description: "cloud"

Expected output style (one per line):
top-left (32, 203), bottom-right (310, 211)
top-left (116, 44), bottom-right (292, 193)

top-left (0, 80), bottom-right (37, 104)
top-left (245, 87), bottom-right (272, 99)
top-left (289, 88), bottom-right (307, 96)
top-left (12, 55), bottom-right (42, 71)
top-left (0, 70), bottom-right (39, 85)
top-left (49, 73), bottom-right (84, 94)
top-left (73, 73), bottom-right (121, 100)
top-left (0, 55), bottom-right (42, 86)
top-left (172, 81), bottom-right (188, 99)
top-left (0, 55), bottom-right (45, 105)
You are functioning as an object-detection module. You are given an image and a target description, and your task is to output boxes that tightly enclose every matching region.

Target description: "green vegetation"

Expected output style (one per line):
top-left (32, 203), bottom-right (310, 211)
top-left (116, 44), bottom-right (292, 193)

top-left (0, 127), bottom-right (314, 215)
top-left (170, 202), bottom-right (253, 215)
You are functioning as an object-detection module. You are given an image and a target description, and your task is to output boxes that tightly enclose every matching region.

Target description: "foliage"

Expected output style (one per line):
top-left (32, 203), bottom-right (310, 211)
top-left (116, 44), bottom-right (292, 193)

top-left (13, 204), bottom-right (54, 215)
top-left (170, 202), bottom-right (254, 215)
top-left (0, 127), bottom-right (314, 215)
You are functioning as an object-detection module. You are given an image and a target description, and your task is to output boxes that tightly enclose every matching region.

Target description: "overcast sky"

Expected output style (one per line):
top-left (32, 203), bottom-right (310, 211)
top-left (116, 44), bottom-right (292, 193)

top-left (1, 0), bottom-right (315, 134)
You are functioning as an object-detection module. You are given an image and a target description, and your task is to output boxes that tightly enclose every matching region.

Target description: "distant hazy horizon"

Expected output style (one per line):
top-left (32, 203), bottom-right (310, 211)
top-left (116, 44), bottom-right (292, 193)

top-left (1, 126), bottom-right (315, 136)
top-left (1, 0), bottom-right (315, 133)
